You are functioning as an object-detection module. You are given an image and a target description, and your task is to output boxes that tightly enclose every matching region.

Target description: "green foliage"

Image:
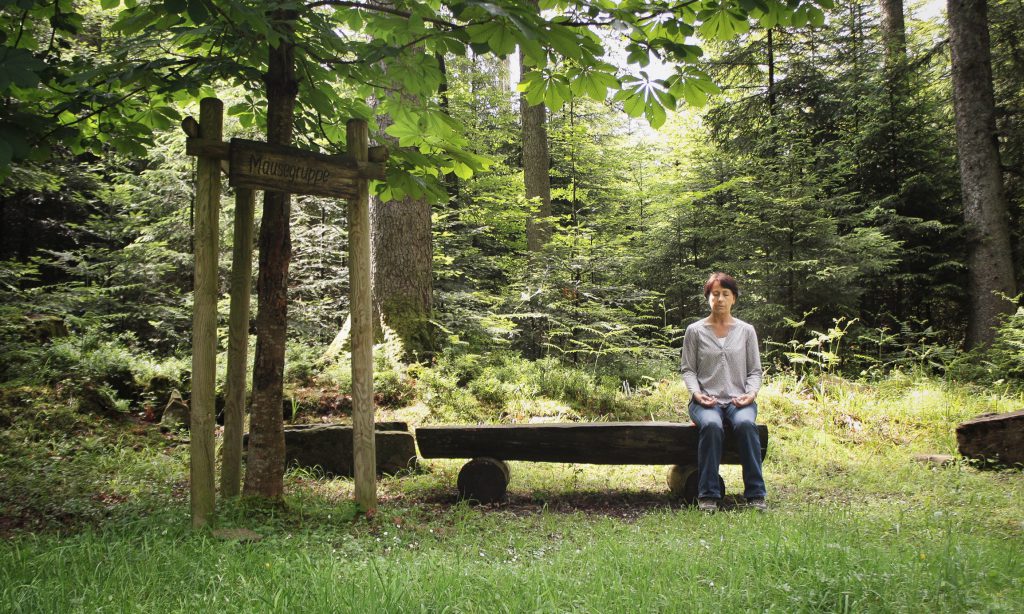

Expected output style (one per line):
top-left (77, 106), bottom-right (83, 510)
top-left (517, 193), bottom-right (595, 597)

top-left (310, 324), bottom-right (416, 409)
top-left (1, 0), bottom-right (832, 195)
top-left (949, 298), bottom-right (1024, 391)
top-left (414, 350), bottom-right (679, 422)
top-left (0, 386), bottom-right (186, 533)
top-left (988, 304), bottom-right (1024, 386)
top-left (696, 3), bottom-right (964, 336)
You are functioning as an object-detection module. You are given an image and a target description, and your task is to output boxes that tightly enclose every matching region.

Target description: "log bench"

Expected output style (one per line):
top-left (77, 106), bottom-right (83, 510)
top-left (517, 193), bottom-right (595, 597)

top-left (416, 422), bottom-right (769, 505)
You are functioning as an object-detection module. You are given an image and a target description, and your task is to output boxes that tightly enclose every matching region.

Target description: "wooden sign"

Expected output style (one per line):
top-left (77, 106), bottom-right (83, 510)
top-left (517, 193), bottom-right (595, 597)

top-left (229, 138), bottom-right (361, 198)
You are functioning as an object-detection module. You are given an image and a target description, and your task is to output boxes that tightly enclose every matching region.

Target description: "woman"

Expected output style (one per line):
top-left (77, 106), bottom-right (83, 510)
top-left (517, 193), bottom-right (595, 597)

top-left (680, 272), bottom-right (766, 512)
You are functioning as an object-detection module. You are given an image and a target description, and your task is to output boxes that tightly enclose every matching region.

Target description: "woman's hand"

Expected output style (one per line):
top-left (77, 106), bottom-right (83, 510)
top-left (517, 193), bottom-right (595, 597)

top-left (731, 393), bottom-right (756, 407)
top-left (694, 392), bottom-right (718, 407)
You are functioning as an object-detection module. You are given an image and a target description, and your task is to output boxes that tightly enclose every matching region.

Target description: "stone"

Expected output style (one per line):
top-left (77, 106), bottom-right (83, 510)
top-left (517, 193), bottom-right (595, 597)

top-left (160, 389), bottom-right (190, 432)
top-left (912, 453), bottom-right (955, 467)
top-left (143, 375), bottom-right (178, 419)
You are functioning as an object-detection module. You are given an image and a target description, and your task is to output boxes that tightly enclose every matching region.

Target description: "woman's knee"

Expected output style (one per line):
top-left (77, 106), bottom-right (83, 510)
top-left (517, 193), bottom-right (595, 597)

top-left (697, 416), bottom-right (725, 434)
top-left (732, 418), bottom-right (757, 434)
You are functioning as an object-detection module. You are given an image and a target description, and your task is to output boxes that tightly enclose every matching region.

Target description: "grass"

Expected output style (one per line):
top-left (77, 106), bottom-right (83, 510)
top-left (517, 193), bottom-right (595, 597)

top-left (1, 371), bottom-right (1022, 612)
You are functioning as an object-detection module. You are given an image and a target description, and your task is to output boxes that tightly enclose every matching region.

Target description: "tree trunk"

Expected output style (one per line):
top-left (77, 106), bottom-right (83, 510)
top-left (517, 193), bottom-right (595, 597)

top-left (369, 100), bottom-right (433, 358)
top-left (947, 0), bottom-right (1018, 348)
top-left (766, 28), bottom-right (776, 115)
top-left (879, 0), bottom-right (907, 62)
top-left (520, 40), bottom-right (552, 252)
top-left (370, 188), bottom-right (434, 357)
top-left (244, 17), bottom-right (297, 499)
top-left (880, 0), bottom-right (908, 193)
top-left (368, 21), bottom-right (436, 359)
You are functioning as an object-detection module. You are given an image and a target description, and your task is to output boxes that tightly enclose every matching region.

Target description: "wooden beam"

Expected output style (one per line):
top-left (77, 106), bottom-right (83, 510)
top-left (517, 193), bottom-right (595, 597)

top-left (189, 97), bottom-right (222, 528)
top-left (220, 187), bottom-right (255, 498)
top-left (182, 116), bottom-right (200, 138)
top-left (185, 138), bottom-right (230, 159)
top-left (184, 138), bottom-right (387, 182)
top-left (347, 119), bottom-right (376, 513)
top-left (368, 145), bottom-right (388, 164)
top-left (416, 422), bottom-right (769, 465)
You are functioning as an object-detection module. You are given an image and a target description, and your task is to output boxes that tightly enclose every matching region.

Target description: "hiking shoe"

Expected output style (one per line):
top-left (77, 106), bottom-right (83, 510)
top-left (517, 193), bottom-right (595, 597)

top-left (746, 497), bottom-right (768, 512)
top-left (697, 498), bottom-right (720, 513)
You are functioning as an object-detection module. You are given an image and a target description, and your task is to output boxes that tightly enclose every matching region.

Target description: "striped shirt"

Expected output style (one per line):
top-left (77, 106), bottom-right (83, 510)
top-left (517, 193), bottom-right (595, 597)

top-left (680, 317), bottom-right (762, 401)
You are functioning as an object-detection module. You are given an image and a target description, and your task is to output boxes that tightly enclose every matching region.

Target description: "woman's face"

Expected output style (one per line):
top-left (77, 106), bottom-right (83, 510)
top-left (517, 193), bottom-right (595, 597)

top-left (707, 281), bottom-right (735, 315)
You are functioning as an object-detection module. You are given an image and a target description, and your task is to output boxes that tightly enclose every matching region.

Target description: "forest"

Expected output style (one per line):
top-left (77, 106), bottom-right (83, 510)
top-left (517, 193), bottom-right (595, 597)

top-left (1, 0), bottom-right (1023, 611)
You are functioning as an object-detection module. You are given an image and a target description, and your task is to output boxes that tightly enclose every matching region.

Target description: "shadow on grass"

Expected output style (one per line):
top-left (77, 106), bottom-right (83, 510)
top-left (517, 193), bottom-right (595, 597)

top-left (410, 487), bottom-right (752, 518)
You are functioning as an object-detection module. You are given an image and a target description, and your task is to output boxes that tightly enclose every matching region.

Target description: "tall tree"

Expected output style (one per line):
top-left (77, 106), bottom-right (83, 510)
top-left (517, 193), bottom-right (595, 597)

top-left (244, 11), bottom-right (297, 500)
top-left (520, 42), bottom-right (552, 252)
top-left (947, 0), bottom-right (1018, 347)
top-left (879, 0), bottom-right (907, 61)
top-left (370, 138), bottom-right (435, 358)
top-left (988, 0), bottom-right (1024, 287)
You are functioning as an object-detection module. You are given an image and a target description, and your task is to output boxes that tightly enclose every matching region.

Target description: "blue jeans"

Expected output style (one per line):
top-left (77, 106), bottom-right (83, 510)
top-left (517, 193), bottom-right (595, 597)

top-left (688, 401), bottom-right (766, 499)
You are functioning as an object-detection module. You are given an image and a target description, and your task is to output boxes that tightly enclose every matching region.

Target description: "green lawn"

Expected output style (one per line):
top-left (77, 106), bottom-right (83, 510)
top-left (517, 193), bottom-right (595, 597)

top-left (1, 374), bottom-right (1022, 613)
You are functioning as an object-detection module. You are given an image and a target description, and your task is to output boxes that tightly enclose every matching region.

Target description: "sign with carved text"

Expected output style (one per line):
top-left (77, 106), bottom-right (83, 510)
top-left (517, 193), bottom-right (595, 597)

top-left (228, 138), bottom-right (360, 198)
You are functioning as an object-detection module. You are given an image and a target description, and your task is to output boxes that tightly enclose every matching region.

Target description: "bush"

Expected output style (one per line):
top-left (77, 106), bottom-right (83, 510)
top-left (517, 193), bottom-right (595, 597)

top-left (948, 301), bottom-right (1024, 391)
top-left (988, 305), bottom-right (1024, 385)
top-left (374, 368), bottom-right (415, 407)
top-left (285, 342), bottom-right (322, 386)
top-left (2, 326), bottom-right (187, 410)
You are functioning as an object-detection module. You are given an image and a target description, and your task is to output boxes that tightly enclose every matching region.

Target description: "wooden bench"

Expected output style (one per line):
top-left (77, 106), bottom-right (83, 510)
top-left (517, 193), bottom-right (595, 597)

top-left (416, 422), bottom-right (769, 505)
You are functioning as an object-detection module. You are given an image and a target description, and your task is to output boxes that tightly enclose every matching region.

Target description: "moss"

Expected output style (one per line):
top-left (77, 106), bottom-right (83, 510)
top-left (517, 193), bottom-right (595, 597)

top-left (379, 297), bottom-right (435, 359)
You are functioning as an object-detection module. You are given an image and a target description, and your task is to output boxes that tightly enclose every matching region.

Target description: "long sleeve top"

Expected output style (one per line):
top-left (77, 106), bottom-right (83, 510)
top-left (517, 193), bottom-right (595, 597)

top-left (680, 317), bottom-right (762, 401)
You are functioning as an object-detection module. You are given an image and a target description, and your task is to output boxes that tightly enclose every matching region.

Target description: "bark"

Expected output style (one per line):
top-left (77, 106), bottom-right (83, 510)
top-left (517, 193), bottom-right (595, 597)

top-left (243, 18), bottom-right (297, 499)
top-left (370, 187), bottom-right (434, 357)
top-left (879, 0), bottom-right (907, 63)
top-left (947, 0), bottom-right (1018, 348)
top-left (766, 28), bottom-right (776, 115)
top-left (520, 50), bottom-right (552, 252)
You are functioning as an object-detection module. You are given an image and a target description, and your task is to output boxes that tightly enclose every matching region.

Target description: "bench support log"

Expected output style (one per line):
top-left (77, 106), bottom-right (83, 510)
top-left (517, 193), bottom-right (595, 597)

top-left (457, 457), bottom-right (510, 504)
top-left (667, 464), bottom-right (725, 506)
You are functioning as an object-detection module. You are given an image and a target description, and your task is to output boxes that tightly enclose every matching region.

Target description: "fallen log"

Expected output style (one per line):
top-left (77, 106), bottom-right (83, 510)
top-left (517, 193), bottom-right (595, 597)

top-left (957, 409), bottom-right (1024, 467)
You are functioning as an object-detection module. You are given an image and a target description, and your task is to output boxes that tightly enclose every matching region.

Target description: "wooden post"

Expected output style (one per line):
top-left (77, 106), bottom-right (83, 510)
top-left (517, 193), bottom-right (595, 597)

top-left (347, 119), bottom-right (376, 512)
top-left (190, 97), bottom-right (222, 527)
top-left (221, 187), bottom-right (255, 497)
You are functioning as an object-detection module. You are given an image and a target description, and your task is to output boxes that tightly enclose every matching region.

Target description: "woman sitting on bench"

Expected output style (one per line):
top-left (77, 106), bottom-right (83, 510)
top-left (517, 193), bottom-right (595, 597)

top-left (680, 272), bottom-right (767, 512)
